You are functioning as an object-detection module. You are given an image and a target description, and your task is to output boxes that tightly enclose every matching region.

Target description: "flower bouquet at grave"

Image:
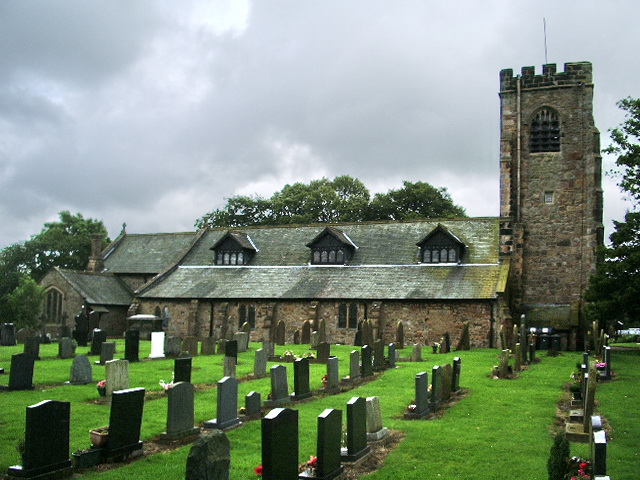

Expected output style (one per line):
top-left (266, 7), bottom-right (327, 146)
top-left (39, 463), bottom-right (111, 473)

top-left (254, 464), bottom-right (262, 477)
top-left (159, 375), bottom-right (175, 391)
top-left (432, 342), bottom-right (441, 354)
top-left (96, 379), bottom-right (106, 396)
top-left (566, 457), bottom-right (591, 480)
top-left (406, 400), bottom-right (417, 413)
top-left (300, 456), bottom-right (317, 475)
top-left (321, 374), bottom-right (329, 389)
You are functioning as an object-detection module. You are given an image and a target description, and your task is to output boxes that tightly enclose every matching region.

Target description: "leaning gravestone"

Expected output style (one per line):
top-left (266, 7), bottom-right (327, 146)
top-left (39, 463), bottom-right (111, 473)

top-left (366, 396), bottom-right (389, 441)
top-left (341, 397), bottom-right (371, 463)
top-left (7, 400), bottom-right (72, 479)
top-left (69, 354), bottom-right (93, 385)
top-left (58, 337), bottom-right (75, 359)
top-left (185, 430), bottom-right (230, 480)
top-left (90, 329), bottom-right (107, 356)
top-left (105, 359), bottom-right (129, 396)
top-left (104, 387), bottom-right (145, 458)
top-left (261, 408), bottom-right (299, 480)
top-left (124, 329), bottom-right (140, 362)
top-left (148, 331), bottom-right (166, 358)
top-left (204, 376), bottom-right (241, 430)
top-left (0, 353), bottom-right (35, 391)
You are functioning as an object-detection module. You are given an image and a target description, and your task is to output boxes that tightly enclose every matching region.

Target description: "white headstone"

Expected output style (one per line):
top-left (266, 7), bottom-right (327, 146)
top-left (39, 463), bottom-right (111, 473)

top-left (149, 331), bottom-right (166, 358)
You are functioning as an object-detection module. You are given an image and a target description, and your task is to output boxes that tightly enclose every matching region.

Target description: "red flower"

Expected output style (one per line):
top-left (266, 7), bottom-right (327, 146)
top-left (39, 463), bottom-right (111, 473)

top-left (254, 464), bottom-right (263, 476)
top-left (307, 456), bottom-right (317, 468)
top-left (579, 462), bottom-right (589, 470)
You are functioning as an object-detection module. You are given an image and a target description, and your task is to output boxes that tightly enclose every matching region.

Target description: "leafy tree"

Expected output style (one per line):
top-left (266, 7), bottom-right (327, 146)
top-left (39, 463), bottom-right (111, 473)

top-left (7, 274), bottom-right (45, 330)
top-left (586, 97), bottom-right (640, 328)
top-left (195, 176), bottom-right (465, 228)
top-left (0, 211), bottom-right (110, 320)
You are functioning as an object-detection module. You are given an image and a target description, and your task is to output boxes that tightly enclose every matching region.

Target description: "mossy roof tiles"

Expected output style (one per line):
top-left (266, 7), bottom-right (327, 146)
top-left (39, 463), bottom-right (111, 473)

top-left (57, 269), bottom-right (133, 306)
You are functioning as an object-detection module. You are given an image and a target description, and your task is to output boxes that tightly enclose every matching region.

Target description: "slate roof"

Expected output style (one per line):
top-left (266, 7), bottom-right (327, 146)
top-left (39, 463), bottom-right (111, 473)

top-left (102, 232), bottom-right (198, 274)
top-left (56, 268), bottom-right (133, 306)
top-left (137, 218), bottom-right (506, 301)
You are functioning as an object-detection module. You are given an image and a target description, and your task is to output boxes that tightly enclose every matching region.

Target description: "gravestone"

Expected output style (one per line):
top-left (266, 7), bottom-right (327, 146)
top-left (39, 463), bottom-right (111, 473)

top-left (348, 350), bottom-right (360, 381)
top-left (16, 328), bottom-right (30, 344)
top-left (223, 340), bottom-right (238, 378)
top-left (245, 391), bottom-right (262, 416)
top-left (528, 343), bottom-right (536, 363)
top-left (73, 313), bottom-right (89, 346)
top-left (364, 320), bottom-right (374, 348)
top-left (261, 408), bottom-right (299, 480)
top-left (442, 332), bottom-right (451, 354)
top-left (204, 376), bottom-right (241, 430)
top-left (185, 430), bottom-right (230, 480)
top-left (456, 321), bottom-right (471, 351)
top-left (498, 349), bottom-right (509, 378)
top-left (317, 342), bottom-right (331, 363)
top-left (592, 430), bottom-right (607, 476)
top-left (105, 359), bottom-right (129, 396)
top-left (360, 345), bottom-right (373, 377)
top-left (301, 409), bottom-right (343, 480)
top-left (582, 351), bottom-right (590, 366)
top-left (405, 371), bottom-right (429, 419)
top-left (161, 382), bottom-right (199, 440)
top-left (373, 339), bottom-right (385, 371)
top-left (293, 329), bottom-right (301, 344)
top-left (412, 344), bottom-right (422, 362)
top-left (325, 356), bottom-right (340, 391)
top-left (242, 321), bottom-right (251, 335)
top-left (98, 341), bottom-right (116, 365)
top-left (148, 331), bottom-right (166, 358)
top-left (267, 364), bottom-right (289, 406)
top-left (396, 321), bottom-right (404, 350)
top-left (24, 337), bottom-right (40, 360)
top-left (275, 320), bottom-right (286, 345)
top-left (354, 322), bottom-right (363, 347)
top-left (440, 363), bottom-right (453, 401)
top-left (1, 322), bottom-right (16, 346)
top-left (253, 348), bottom-right (267, 378)
top-left (262, 341), bottom-right (275, 358)
top-left (165, 336), bottom-right (182, 357)
top-left (513, 343), bottom-right (522, 372)
top-left (317, 319), bottom-right (327, 344)
top-left (69, 354), bottom-right (93, 385)
top-left (58, 337), bottom-right (75, 359)
top-left (216, 339), bottom-right (227, 355)
top-left (366, 396), bottom-right (389, 441)
top-left (7, 400), bottom-right (72, 479)
top-left (582, 366), bottom-right (598, 432)
top-left (1, 353), bottom-right (35, 391)
top-left (90, 329), bottom-right (107, 355)
top-left (431, 365), bottom-right (442, 411)
top-left (291, 357), bottom-right (312, 401)
top-left (310, 331), bottom-right (320, 349)
top-left (124, 329), bottom-right (140, 362)
top-left (105, 387), bottom-right (145, 458)
top-left (302, 320), bottom-right (311, 344)
top-left (602, 346), bottom-right (612, 381)
top-left (174, 357), bottom-right (192, 384)
top-left (234, 332), bottom-right (249, 353)
top-left (452, 357), bottom-right (461, 392)
top-left (200, 337), bottom-right (215, 355)
top-left (341, 397), bottom-right (371, 463)
top-left (388, 343), bottom-right (396, 369)
top-left (182, 336), bottom-right (199, 356)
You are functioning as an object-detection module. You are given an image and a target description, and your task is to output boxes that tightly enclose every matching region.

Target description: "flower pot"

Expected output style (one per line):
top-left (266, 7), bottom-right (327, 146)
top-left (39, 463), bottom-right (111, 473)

top-left (90, 427), bottom-right (109, 448)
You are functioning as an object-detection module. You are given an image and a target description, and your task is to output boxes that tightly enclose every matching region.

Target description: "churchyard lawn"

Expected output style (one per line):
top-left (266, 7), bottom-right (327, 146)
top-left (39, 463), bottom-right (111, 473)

top-left (0, 341), bottom-right (638, 479)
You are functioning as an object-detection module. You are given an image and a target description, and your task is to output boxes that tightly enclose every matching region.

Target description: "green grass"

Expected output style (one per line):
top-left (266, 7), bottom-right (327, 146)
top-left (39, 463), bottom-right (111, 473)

top-left (0, 342), bottom-right (637, 479)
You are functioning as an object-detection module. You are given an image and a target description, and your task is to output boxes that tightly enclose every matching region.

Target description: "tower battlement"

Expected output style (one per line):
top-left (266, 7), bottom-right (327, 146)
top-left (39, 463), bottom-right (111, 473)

top-left (500, 62), bottom-right (592, 92)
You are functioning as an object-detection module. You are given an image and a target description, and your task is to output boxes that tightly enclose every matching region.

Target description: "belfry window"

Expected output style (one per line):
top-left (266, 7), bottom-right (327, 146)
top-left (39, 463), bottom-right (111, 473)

top-left (530, 108), bottom-right (560, 153)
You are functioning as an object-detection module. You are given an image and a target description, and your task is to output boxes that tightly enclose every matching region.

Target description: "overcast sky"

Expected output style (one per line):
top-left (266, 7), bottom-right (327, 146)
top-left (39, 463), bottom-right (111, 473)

top-left (1, 1), bottom-right (638, 248)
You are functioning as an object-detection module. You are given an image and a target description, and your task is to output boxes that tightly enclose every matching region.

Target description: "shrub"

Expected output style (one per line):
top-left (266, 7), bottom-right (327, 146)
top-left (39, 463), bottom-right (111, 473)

top-left (547, 434), bottom-right (570, 480)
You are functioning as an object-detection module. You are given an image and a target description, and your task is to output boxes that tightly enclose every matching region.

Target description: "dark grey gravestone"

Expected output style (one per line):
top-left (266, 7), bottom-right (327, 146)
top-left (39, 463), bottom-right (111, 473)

top-left (317, 319), bottom-right (327, 344)
top-left (582, 351), bottom-right (590, 366)
top-left (388, 343), bottom-right (396, 369)
top-left (245, 391), bottom-right (262, 416)
top-left (360, 345), bottom-right (373, 377)
top-left (396, 321), bottom-right (404, 350)
top-left (2, 353), bottom-right (35, 391)
top-left (261, 408), bottom-right (298, 480)
top-left (291, 357), bottom-right (312, 401)
top-left (253, 348), bottom-right (267, 378)
top-left (354, 323), bottom-right (363, 347)
top-left (98, 341), bottom-right (116, 365)
top-left (16, 328), bottom-right (30, 344)
top-left (592, 430), bottom-right (607, 476)
top-left (73, 313), bottom-right (89, 346)
top-left (301, 408), bottom-right (343, 480)
top-left (538, 334), bottom-right (550, 350)
top-left (263, 341), bottom-right (275, 358)
top-left (124, 329), bottom-right (140, 362)
top-left (268, 364), bottom-right (289, 405)
top-left (182, 336), bottom-right (199, 356)
top-left (58, 337), bottom-right (75, 359)
top-left (90, 329), bottom-right (107, 355)
top-left (441, 364), bottom-right (453, 401)
top-left (185, 430), bottom-right (230, 480)
top-left (225, 339), bottom-right (238, 358)
top-left (528, 343), bottom-right (536, 363)
top-left (174, 357), bottom-right (192, 384)
top-left (7, 400), bottom-right (72, 478)
top-left (583, 368), bottom-right (597, 432)
top-left (161, 382), bottom-right (199, 440)
top-left (452, 357), bottom-right (461, 392)
top-left (69, 354), bottom-right (93, 385)
top-left (442, 332), bottom-right (451, 354)
top-left (602, 346), bottom-right (612, 380)
top-left (349, 350), bottom-right (360, 381)
top-left (106, 387), bottom-right (145, 457)
top-left (242, 321), bottom-right (251, 335)
top-left (200, 337), bottom-right (215, 355)
top-left (165, 336), bottom-right (183, 357)
top-left (1, 323), bottom-right (16, 346)
top-left (405, 371), bottom-right (429, 419)
top-left (24, 337), bottom-right (40, 360)
top-left (326, 356), bottom-right (339, 391)
top-left (275, 320), bottom-right (286, 345)
top-left (341, 397), bottom-right (370, 462)
top-left (302, 321), bottom-right (311, 344)
top-left (431, 365), bottom-right (442, 411)
top-left (217, 339), bottom-right (226, 355)
top-left (373, 339), bottom-right (385, 371)
top-left (317, 342), bottom-right (331, 363)
top-left (293, 329), bottom-right (301, 344)
top-left (204, 376), bottom-right (241, 430)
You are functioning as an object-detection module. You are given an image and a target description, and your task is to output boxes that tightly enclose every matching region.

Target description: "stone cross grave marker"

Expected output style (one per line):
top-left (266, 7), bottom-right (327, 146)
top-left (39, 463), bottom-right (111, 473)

top-left (253, 348), bottom-right (267, 379)
top-left (105, 387), bottom-right (145, 458)
top-left (161, 381), bottom-right (199, 440)
top-left (261, 408), bottom-right (298, 480)
top-left (204, 376), bottom-right (241, 430)
top-left (341, 397), bottom-right (371, 463)
top-left (124, 329), bottom-right (140, 362)
top-left (105, 359), bottom-right (129, 396)
top-left (69, 354), bottom-right (93, 385)
top-left (366, 396), bottom-right (389, 441)
top-left (291, 357), bottom-right (312, 401)
top-left (7, 400), bottom-right (72, 478)
top-left (149, 331), bottom-right (166, 358)
top-left (174, 357), bottom-right (192, 384)
top-left (58, 337), bottom-right (75, 359)
top-left (185, 430), bottom-right (230, 480)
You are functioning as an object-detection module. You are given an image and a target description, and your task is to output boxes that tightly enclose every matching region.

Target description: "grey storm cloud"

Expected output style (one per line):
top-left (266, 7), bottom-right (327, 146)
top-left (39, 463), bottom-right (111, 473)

top-left (1, 0), bottom-right (638, 247)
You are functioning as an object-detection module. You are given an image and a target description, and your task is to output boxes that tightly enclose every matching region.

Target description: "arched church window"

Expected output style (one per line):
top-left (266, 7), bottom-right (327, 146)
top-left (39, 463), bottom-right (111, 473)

top-left (530, 108), bottom-right (560, 153)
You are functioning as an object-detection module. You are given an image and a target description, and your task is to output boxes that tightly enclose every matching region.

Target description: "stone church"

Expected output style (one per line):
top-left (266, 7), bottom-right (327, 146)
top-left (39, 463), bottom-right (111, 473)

top-left (40, 62), bottom-right (603, 349)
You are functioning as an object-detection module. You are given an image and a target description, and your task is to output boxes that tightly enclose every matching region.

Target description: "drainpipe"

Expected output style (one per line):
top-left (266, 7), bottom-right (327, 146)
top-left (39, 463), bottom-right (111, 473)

top-left (516, 75), bottom-right (522, 222)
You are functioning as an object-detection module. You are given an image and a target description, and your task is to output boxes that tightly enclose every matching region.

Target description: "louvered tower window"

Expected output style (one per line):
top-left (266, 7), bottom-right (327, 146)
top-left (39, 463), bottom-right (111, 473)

top-left (530, 108), bottom-right (560, 153)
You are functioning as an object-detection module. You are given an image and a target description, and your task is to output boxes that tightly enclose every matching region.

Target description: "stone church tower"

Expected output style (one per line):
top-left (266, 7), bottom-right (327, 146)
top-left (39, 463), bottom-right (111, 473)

top-left (499, 62), bottom-right (604, 344)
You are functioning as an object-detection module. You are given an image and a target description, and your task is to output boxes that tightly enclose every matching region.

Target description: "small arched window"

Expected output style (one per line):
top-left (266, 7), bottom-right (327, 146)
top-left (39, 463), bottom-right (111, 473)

top-left (45, 289), bottom-right (63, 323)
top-left (530, 108), bottom-right (560, 153)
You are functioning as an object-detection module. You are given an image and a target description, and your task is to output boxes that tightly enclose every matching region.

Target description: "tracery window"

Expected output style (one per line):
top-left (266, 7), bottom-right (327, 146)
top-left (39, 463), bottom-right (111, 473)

top-left (530, 108), bottom-right (560, 153)
top-left (45, 288), bottom-right (63, 323)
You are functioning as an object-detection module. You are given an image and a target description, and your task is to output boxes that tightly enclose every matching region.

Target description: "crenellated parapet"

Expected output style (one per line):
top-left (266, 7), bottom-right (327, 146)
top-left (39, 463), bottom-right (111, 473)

top-left (500, 62), bottom-right (592, 92)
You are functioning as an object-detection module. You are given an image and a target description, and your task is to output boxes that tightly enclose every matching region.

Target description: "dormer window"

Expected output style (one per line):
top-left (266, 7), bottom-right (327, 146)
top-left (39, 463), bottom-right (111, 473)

top-left (417, 224), bottom-right (465, 264)
top-left (530, 108), bottom-right (560, 153)
top-left (307, 227), bottom-right (357, 265)
top-left (211, 231), bottom-right (258, 266)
